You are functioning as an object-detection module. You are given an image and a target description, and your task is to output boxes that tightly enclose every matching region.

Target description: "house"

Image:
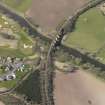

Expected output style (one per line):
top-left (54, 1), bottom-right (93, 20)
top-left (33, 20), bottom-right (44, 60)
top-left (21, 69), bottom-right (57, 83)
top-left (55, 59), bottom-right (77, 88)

top-left (24, 44), bottom-right (32, 49)
top-left (6, 73), bottom-right (16, 81)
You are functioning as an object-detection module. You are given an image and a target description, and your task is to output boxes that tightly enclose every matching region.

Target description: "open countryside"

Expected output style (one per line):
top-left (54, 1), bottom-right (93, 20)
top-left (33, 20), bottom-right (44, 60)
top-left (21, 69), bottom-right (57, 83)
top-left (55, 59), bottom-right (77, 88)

top-left (0, 0), bottom-right (105, 105)
top-left (64, 6), bottom-right (105, 63)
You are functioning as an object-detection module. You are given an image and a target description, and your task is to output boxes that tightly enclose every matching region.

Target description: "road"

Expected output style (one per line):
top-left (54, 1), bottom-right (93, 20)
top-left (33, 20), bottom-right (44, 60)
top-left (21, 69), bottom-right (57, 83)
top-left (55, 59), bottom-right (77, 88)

top-left (54, 70), bottom-right (105, 105)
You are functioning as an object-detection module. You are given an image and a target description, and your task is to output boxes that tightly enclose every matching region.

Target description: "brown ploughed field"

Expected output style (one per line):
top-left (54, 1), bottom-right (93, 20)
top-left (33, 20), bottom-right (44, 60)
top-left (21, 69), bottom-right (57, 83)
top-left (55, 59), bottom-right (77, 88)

top-left (54, 70), bottom-right (105, 105)
top-left (26, 0), bottom-right (87, 32)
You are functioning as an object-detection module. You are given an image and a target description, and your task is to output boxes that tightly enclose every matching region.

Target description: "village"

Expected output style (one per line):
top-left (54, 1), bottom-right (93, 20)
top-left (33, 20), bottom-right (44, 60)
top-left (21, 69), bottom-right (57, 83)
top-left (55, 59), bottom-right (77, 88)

top-left (0, 56), bottom-right (26, 81)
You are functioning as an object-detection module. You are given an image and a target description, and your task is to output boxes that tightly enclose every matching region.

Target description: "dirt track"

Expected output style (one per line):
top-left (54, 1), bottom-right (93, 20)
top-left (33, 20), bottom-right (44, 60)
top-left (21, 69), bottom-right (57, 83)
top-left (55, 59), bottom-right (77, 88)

top-left (54, 70), bottom-right (105, 105)
top-left (26, 0), bottom-right (87, 32)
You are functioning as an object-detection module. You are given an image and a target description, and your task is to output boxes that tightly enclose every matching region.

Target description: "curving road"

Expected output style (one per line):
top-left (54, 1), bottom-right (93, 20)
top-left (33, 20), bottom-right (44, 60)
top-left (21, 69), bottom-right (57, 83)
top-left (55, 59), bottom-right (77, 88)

top-left (54, 70), bottom-right (105, 105)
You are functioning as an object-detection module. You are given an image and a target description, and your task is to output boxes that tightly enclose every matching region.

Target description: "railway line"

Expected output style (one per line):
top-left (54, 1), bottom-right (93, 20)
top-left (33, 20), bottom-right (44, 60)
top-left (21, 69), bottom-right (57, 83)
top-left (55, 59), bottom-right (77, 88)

top-left (0, 0), bottom-right (104, 105)
top-left (40, 0), bottom-right (105, 105)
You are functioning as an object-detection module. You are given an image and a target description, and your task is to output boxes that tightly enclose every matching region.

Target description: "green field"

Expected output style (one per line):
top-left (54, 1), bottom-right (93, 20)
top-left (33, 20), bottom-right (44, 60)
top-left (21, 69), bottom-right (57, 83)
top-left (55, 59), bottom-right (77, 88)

top-left (65, 8), bottom-right (105, 52)
top-left (64, 8), bottom-right (105, 63)
top-left (2, 0), bottom-right (32, 12)
top-left (0, 47), bottom-right (25, 58)
top-left (0, 13), bottom-right (35, 57)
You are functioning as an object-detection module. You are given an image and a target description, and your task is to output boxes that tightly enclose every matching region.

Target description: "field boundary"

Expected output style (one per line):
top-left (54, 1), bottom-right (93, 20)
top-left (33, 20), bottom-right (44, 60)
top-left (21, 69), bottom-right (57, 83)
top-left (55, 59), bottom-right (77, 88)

top-left (58, 0), bottom-right (105, 64)
top-left (0, 1), bottom-right (105, 105)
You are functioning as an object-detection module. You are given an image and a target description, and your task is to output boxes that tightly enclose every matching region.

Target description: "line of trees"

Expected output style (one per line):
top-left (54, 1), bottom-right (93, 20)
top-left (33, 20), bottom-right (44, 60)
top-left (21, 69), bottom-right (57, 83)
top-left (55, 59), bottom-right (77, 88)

top-left (55, 46), bottom-right (105, 81)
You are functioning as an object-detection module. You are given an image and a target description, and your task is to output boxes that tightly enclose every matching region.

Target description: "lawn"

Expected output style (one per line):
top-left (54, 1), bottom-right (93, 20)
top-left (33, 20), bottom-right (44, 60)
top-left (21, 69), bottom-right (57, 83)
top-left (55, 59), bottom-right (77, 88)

top-left (2, 0), bottom-right (32, 12)
top-left (64, 8), bottom-right (105, 53)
